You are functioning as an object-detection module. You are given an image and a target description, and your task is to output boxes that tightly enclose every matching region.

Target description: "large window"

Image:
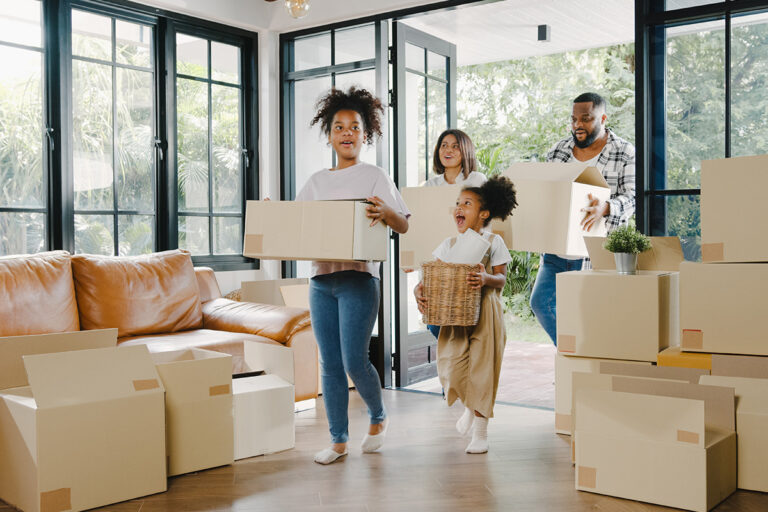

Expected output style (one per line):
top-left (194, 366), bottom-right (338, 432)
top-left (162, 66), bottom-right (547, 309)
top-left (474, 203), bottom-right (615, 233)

top-left (639, 1), bottom-right (768, 261)
top-left (0, 0), bottom-right (46, 255)
top-left (0, 0), bottom-right (258, 269)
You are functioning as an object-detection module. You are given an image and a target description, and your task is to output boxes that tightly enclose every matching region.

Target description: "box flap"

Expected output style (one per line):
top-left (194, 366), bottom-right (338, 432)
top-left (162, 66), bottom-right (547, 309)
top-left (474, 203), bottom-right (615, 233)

top-left (23, 344), bottom-right (162, 408)
top-left (503, 161), bottom-right (608, 186)
top-left (0, 329), bottom-right (118, 391)
top-left (711, 354), bottom-right (768, 379)
top-left (241, 278), bottom-right (308, 306)
top-left (585, 236), bottom-right (684, 271)
top-left (700, 374), bottom-right (768, 416)
top-left (280, 284), bottom-right (310, 309)
top-left (243, 341), bottom-right (294, 385)
top-left (599, 361), bottom-right (708, 383)
top-left (610, 376), bottom-right (735, 432)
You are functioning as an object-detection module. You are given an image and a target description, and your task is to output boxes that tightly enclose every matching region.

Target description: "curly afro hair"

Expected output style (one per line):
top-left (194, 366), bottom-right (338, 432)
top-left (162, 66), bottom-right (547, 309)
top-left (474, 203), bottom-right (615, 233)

top-left (464, 175), bottom-right (518, 226)
top-left (310, 87), bottom-right (384, 146)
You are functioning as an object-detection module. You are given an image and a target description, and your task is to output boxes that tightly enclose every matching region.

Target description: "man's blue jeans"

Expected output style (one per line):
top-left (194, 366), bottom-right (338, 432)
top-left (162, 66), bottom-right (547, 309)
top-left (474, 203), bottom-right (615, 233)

top-left (530, 254), bottom-right (584, 345)
top-left (309, 271), bottom-right (385, 444)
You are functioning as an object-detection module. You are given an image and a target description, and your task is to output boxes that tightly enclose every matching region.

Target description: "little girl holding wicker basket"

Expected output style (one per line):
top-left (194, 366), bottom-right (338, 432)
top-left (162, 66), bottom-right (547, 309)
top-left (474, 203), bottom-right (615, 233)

top-left (414, 175), bottom-right (517, 454)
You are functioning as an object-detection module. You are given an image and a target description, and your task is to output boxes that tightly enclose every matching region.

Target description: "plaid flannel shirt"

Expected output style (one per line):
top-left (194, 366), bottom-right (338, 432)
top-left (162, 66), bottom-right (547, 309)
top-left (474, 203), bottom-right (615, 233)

top-left (545, 128), bottom-right (636, 232)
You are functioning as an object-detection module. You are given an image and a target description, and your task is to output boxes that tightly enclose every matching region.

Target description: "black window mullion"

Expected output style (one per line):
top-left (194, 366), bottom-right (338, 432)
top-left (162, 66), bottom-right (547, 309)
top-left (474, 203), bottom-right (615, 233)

top-left (207, 39), bottom-right (214, 256)
top-left (725, 11), bottom-right (732, 159)
top-left (111, 17), bottom-right (119, 255)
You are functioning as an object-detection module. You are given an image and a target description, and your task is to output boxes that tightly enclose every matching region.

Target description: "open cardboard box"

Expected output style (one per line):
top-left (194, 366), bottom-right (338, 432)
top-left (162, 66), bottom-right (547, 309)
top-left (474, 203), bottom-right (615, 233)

top-left (243, 200), bottom-right (387, 262)
top-left (0, 340), bottom-right (166, 512)
top-left (554, 354), bottom-right (650, 435)
top-left (398, 185), bottom-right (509, 270)
top-left (701, 154), bottom-right (768, 263)
top-left (492, 162), bottom-right (610, 257)
top-left (680, 261), bottom-right (768, 355)
top-left (241, 278), bottom-right (308, 306)
top-left (574, 378), bottom-right (736, 512)
top-left (556, 236), bottom-right (683, 361)
top-left (233, 341), bottom-right (295, 459)
top-left (151, 348), bottom-right (234, 477)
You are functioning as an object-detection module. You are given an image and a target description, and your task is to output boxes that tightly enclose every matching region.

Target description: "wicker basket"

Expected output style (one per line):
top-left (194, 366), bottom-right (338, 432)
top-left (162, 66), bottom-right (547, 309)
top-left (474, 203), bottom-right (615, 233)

top-left (421, 261), bottom-right (481, 326)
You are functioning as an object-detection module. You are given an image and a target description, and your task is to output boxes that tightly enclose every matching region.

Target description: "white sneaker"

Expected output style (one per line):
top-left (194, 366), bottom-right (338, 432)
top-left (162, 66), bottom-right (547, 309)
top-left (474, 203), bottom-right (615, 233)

top-left (456, 407), bottom-right (474, 436)
top-left (361, 419), bottom-right (388, 453)
top-left (313, 447), bottom-right (348, 465)
top-left (465, 417), bottom-right (489, 454)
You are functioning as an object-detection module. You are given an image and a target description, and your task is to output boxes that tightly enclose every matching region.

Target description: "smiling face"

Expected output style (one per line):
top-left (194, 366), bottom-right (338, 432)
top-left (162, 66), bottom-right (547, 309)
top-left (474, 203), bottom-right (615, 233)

top-left (329, 109), bottom-right (366, 167)
top-left (438, 134), bottom-right (463, 172)
top-left (454, 190), bottom-right (488, 234)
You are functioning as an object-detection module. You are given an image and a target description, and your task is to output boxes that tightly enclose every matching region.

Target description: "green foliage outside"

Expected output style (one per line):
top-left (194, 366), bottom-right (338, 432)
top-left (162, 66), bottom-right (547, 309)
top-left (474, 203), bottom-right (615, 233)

top-left (603, 225), bottom-right (652, 254)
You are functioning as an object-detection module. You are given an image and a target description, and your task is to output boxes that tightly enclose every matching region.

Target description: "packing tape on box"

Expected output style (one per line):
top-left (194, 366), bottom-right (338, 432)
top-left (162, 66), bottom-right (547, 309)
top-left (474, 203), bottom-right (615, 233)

top-left (577, 466), bottom-right (597, 488)
top-left (701, 242), bottom-right (724, 263)
top-left (40, 488), bottom-right (71, 512)
top-left (244, 234), bottom-right (264, 254)
top-left (677, 429), bottom-right (700, 444)
top-left (557, 335), bottom-right (576, 353)
top-left (682, 329), bottom-right (704, 350)
top-left (555, 413), bottom-right (572, 432)
top-left (133, 378), bottom-right (160, 391)
top-left (401, 251), bottom-right (415, 268)
top-left (209, 384), bottom-right (231, 396)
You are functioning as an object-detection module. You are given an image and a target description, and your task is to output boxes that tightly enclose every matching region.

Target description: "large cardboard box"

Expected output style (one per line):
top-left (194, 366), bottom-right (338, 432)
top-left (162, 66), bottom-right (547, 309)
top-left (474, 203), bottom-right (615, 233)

top-left (575, 379), bottom-right (736, 512)
top-left (241, 278), bottom-right (308, 306)
top-left (700, 373), bottom-right (768, 492)
top-left (554, 354), bottom-right (650, 435)
top-left (151, 348), bottom-right (234, 477)
top-left (0, 344), bottom-right (166, 512)
top-left (680, 261), bottom-right (768, 355)
top-left (556, 237), bottom-right (682, 362)
top-left (398, 185), bottom-right (509, 270)
top-left (234, 341), bottom-right (295, 459)
top-left (492, 162), bottom-right (610, 257)
top-left (701, 154), bottom-right (768, 262)
top-left (243, 200), bottom-right (387, 261)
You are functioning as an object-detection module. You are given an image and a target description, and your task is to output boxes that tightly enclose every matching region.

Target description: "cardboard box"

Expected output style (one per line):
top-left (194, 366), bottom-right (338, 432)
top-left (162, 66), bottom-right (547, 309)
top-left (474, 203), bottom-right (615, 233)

top-left (234, 341), bottom-right (295, 459)
top-left (241, 278), bottom-right (308, 306)
top-left (492, 162), bottom-right (610, 257)
top-left (243, 200), bottom-right (387, 262)
top-left (575, 379), bottom-right (736, 512)
top-left (658, 346), bottom-right (713, 370)
top-left (398, 186), bottom-right (509, 270)
top-left (701, 155), bottom-right (768, 262)
top-left (700, 374), bottom-right (768, 492)
top-left (556, 237), bottom-right (682, 361)
top-left (554, 354), bottom-right (650, 435)
top-left (0, 329), bottom-right (117, 390)
top-left (280, 284), bottom-right (310, 309)
top-left (680, 262), bottom-right (768, 355)
top-left (0, 345), bottom-right (166, 512)
top-left (151, 348), bottom-right (234, 477)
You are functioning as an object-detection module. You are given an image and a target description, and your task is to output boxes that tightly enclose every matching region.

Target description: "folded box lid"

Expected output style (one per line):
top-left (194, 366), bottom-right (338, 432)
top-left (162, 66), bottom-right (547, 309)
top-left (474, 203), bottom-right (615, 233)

top-left (152, 348), bottom-right (232, 403)
top-left (585, 236), bottom-right (684, 271)
top-left (0, 328), bottom-right (118, 391)
top-left (503, 162), bottom-right (609, 188)
top-left (22, 344), bottom-right (163, 409)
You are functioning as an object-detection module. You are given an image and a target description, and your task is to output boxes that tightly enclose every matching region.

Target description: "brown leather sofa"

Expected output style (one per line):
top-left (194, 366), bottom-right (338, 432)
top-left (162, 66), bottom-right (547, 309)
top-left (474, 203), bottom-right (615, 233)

top-left (0, 249), bottom-right (318, 401)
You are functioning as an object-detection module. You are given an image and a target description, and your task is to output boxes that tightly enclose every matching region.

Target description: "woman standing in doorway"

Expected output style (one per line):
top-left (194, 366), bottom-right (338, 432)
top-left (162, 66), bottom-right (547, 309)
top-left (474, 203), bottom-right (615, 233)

top-left (296, 87), bottom-right (410, 465)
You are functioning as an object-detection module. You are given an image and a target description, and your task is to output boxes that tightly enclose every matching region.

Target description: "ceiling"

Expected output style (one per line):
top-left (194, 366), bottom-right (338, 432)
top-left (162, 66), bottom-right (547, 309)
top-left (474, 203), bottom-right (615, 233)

top-left (402, 0), bottom-right (635, 66)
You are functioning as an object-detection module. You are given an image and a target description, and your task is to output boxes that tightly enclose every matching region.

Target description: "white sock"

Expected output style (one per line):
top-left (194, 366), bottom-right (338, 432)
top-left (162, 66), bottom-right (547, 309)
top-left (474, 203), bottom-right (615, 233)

top-left (314, 446), bottom-right (347, 465)
top-left (361, 419), bottom-right (388, 453)
top-left (466, 417), bottom-right (489, 454)
top-left (456, 407), bottom-right (474, 436)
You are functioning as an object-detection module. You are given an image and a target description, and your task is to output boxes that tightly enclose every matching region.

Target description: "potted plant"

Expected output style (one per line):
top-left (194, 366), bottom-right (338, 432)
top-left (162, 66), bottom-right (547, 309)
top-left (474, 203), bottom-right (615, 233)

top-left (603, 225), bottom-right (652, 275)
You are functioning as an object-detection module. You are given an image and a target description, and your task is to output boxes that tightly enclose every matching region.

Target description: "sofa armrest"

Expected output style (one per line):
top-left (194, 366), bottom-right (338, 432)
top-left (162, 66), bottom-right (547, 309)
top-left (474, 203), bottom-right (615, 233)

top-left (201, 298), bottom-right (311, 345)
top-left (285, 326), bottom-right (319, 401)
top-left (195, 267), bottom-right (222, 302)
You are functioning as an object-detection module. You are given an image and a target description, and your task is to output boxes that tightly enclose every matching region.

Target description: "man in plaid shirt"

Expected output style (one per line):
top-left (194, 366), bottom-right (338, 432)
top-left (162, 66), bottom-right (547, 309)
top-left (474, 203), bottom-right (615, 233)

top-left (530, 92), bottom-right (636, 345)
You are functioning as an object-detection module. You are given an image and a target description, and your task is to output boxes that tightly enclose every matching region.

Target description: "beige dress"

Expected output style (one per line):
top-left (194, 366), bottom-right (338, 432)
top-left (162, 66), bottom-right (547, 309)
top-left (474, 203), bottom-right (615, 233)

top-left (436, 236), bottom-right (507, 419)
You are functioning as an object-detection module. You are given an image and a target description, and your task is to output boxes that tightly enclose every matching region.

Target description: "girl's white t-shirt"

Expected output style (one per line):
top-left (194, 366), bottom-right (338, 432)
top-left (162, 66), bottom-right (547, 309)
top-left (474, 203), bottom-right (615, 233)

top-left (423, 171), bottom-right (488, 188)
top-left (432, 231), bottom-right (512, 268)
top-left (296, 162), bottom-right (410, 277)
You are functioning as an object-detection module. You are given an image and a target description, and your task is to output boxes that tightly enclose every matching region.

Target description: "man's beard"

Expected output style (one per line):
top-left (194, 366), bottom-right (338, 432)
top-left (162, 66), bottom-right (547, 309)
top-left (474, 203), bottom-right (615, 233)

top-left (572, 128), bottom-right (599, 149)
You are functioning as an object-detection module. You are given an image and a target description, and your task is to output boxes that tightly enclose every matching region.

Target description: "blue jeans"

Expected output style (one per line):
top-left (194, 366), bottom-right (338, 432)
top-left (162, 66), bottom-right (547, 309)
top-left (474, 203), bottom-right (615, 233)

top-left (530, 254), bottom-right (584, 345)
top-left (427, 324), bottom-right (440, 339)
top-left (309, 271), bottom-right (385, 444)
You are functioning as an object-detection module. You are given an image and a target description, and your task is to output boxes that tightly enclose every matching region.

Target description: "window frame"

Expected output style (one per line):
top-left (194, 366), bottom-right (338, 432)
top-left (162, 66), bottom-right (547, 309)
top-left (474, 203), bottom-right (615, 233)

top-left (5, 0), bottom-right (259, 270)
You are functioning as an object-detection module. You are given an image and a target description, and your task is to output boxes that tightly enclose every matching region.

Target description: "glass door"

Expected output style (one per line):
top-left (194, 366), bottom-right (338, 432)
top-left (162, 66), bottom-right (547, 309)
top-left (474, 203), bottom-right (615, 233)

top-left (392, 22), bottom-right (456, 387)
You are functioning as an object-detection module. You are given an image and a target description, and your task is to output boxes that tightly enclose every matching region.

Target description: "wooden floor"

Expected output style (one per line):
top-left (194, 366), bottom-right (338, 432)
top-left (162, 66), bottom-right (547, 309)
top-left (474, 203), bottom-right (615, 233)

top-left (2, 390), bottom-right (766, 512)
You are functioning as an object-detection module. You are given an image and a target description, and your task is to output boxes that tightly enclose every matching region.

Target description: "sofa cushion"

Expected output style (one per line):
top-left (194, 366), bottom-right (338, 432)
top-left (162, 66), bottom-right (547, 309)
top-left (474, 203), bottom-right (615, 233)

top-left (0, 251), bottom-right (80, 336)
top-left (201, 298), bottom-right (311, 345)
top-left (71, 250), bottom-right (203, 337)
top-left (118, 328), bottom-right (282, 374)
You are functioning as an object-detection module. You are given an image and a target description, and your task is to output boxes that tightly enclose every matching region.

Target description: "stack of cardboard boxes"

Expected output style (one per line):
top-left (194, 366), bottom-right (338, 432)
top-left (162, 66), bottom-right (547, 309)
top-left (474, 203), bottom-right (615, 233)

top-left (0, 330), bottom-right (295, 512)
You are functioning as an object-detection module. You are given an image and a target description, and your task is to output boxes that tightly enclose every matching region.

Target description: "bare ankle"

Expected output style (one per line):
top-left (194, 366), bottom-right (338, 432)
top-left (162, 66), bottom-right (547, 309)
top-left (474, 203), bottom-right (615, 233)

top-left (332, 442), bottom-right (347, 453)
